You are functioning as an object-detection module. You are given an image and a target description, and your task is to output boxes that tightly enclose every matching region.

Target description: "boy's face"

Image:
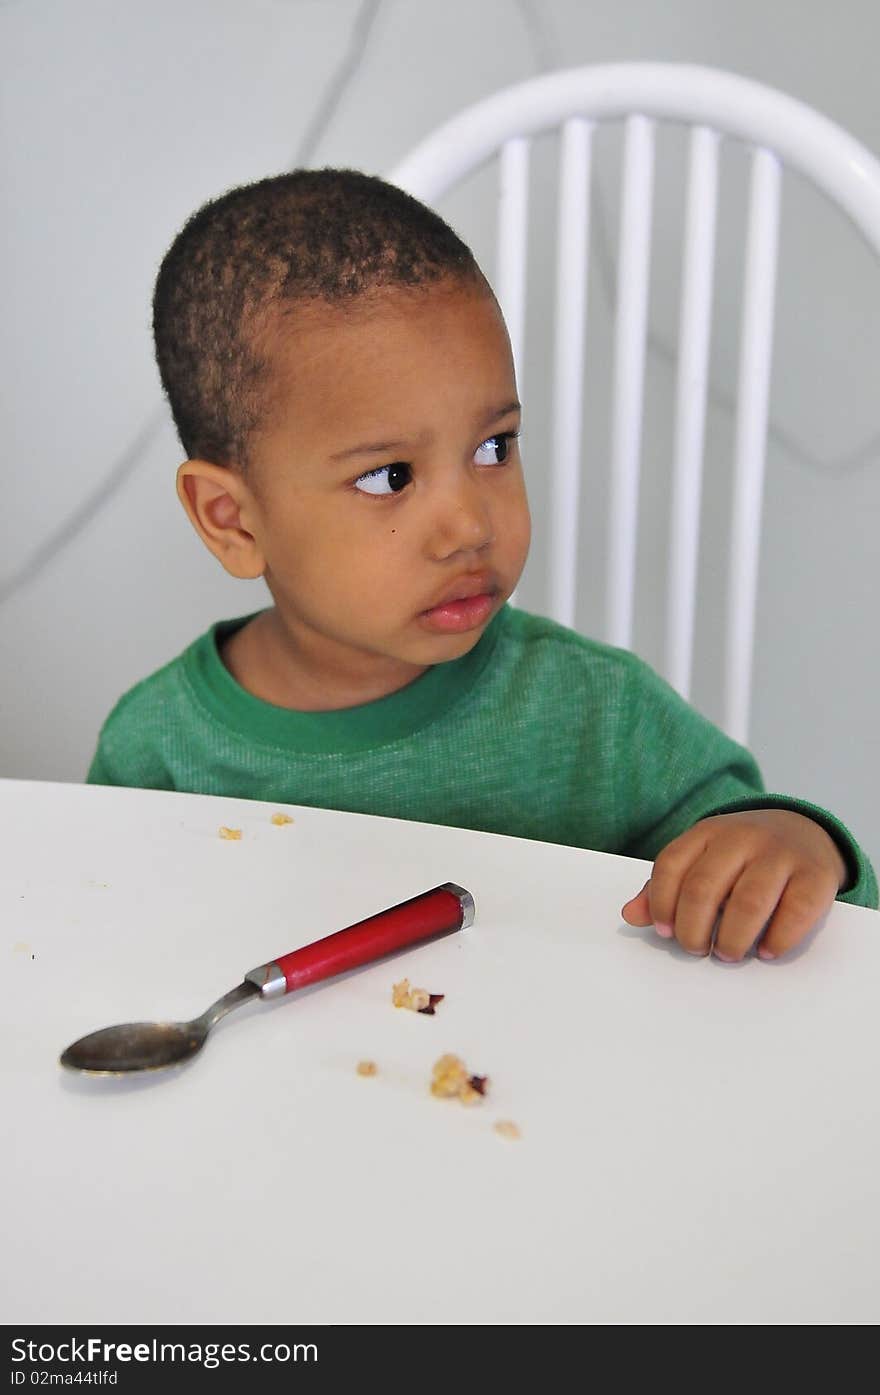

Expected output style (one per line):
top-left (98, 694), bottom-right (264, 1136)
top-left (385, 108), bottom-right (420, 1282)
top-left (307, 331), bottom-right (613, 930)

top-left (239, 277), bottom-right (531, 683)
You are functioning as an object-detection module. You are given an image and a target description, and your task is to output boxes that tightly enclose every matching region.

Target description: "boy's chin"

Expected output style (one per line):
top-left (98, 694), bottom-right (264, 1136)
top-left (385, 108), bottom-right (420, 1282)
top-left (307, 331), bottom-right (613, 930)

top-left (429, 631), bottom-right (485, 661)
top-left (409, 617), bottom-right (495, 664)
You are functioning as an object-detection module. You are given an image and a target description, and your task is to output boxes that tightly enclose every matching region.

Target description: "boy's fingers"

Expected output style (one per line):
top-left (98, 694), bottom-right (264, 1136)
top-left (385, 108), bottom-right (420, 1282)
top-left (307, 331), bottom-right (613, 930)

top-left (756, 869), bottom-right (839, 960)
top-left (655, 848), bottom-right (746, 955)
top-left (712, 861), bottom-right (790, 961)
top-left (644, 832), bottom-right (714, 941)
top-left (642, 833), bottom-right (706, 936)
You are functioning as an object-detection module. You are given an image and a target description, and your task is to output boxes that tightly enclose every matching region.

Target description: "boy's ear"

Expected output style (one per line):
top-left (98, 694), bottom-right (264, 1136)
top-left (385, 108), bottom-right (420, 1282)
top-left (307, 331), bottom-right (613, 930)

top-left (176, 460), bottom-right (266, 580)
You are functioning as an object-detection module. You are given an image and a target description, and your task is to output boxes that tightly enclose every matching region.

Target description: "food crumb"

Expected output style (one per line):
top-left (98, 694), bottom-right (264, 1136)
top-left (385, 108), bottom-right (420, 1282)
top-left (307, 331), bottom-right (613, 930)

top-left (357, 1060), bottom-right (378, 1077)
top-left (393, 978), bottom-right (444, 1014)
top-left (430, 1054), bottom-right (489, 1103)
top-left (494, 1120), bottom-right (521, 1140)
top-left (271, 813), bottom-right (295, 826)
top-left (218, 826), bottom-right (242, 840)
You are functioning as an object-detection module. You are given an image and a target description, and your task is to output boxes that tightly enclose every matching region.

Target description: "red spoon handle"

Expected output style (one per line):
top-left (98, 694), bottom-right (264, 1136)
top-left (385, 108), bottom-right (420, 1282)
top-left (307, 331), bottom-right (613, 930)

top-left (244, 882), bottom-right (475, 997)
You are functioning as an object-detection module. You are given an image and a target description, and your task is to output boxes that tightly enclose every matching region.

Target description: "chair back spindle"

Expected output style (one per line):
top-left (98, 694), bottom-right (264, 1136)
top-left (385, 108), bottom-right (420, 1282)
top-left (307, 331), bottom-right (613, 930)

top-left (606, 114), bottom-right (656, 653)
top-left (666, 125), bottom-right (720, 704)
top-left (725, 148), bottom-right (782, 743)
top-left (549, 116), bottom-right (594, 627)
top-left (495, 137), bottom-right (530, 391)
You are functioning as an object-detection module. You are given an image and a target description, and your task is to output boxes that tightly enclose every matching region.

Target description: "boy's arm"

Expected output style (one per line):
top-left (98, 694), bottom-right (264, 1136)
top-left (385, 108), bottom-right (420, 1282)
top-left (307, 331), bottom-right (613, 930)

top-left (627, 786), bottom-right (877, 910)
top-left (85, 708), bottom-right (175, 791)
top-left (86, 743), bottom-right (116, 785)
top-left (616, 658), bottom-right (877, 911)
top-left (683, 793), bottom-right (875, 908)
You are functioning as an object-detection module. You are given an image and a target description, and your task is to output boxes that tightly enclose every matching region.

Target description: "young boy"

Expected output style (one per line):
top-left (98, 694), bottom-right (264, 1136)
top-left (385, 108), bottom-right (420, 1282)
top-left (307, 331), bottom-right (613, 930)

top-left (88, 169), bottom-right (877, 961)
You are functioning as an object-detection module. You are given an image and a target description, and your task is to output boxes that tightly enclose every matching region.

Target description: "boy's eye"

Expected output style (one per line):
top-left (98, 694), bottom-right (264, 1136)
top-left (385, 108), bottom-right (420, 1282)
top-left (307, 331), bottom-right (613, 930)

top-left (353, 433), bottom-right (518, 494)
top-left (354, 462), bottom-right (412, 496)
top-left (474, 432), bottom-right (517, 465)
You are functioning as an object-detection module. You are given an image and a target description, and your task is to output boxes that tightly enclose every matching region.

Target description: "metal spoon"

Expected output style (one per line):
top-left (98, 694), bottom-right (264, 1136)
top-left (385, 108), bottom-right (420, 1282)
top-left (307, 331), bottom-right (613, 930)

top-left (60, 882), bottom-right (474, 1075)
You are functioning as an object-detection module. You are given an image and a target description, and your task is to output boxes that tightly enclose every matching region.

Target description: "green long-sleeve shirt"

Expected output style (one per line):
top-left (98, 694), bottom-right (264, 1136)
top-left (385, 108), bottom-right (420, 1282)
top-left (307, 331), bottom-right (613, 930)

top-left (87, 605), bottom-right (877, 906)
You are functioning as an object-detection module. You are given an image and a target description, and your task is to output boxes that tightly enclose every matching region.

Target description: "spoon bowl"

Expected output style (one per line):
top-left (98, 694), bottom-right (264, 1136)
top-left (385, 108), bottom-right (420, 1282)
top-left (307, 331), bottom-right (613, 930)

top-left (60, 983), bottom-right (257, 1074)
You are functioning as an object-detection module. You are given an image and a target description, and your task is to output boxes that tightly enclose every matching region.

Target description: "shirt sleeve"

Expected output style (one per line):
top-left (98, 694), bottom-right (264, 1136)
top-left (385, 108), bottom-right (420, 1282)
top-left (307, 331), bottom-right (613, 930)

top-left (85, 706), bottom-right (176, 792)
top-left (616, 657), bottom-right (878, 910)
top-left (86, 742), bottom-right (115, 785)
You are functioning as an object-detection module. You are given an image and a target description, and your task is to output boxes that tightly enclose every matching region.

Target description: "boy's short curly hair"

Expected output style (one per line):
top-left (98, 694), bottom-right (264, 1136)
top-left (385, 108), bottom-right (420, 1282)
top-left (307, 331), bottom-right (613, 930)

top-left (152, 168), bottom-right (485, 469)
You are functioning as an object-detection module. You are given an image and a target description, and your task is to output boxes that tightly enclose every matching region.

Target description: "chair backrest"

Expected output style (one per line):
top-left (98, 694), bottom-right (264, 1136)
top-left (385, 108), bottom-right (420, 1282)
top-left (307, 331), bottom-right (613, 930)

top-left (386, 63), bottom-right (880, 743)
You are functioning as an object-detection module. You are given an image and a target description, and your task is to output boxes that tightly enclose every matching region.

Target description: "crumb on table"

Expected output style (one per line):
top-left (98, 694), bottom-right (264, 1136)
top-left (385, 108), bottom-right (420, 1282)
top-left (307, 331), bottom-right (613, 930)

top-left (357, 1060), bottom-right (378, 1077)
top-left (494, 1120), bottom-right (521, 1140)
top-left (430, 1054), bottom-right (489, 1104)
top-left (392, 977), bottom-right (444, 1014)
top-left (218, 826), bottom-right (242, 840)
top-left (271, 813), bottom-right (295, 826)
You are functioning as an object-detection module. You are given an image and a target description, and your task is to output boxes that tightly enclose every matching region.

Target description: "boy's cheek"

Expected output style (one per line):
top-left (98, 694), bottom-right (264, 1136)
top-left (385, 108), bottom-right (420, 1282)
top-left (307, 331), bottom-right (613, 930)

top-left (505, 495), bottom-right (532, 576)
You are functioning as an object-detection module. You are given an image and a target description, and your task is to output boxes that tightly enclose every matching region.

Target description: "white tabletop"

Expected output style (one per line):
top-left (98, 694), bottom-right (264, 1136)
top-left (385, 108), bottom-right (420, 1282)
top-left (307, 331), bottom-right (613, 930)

top-left (2, 777), bottom-right (879, 1325)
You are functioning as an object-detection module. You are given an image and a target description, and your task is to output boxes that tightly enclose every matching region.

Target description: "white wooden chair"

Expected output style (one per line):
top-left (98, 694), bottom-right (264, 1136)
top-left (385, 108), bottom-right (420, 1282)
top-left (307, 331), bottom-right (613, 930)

top-left (387, 64), bottom-right (880, 744)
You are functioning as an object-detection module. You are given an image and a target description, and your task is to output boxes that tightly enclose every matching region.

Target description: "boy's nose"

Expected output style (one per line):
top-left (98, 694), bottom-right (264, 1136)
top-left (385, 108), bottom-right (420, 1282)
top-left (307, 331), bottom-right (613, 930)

top-left (427, 475), bottom-right (494, 560)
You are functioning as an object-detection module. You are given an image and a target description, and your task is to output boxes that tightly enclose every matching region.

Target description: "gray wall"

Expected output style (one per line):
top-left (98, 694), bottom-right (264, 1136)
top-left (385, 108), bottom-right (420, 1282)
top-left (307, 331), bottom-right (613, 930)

top-left (2, 0), bottom-right (878, 870)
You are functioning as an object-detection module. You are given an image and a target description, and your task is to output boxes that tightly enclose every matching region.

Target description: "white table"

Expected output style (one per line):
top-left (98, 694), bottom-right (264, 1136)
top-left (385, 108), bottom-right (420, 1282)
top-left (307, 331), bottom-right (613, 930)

top-left (2, 777), bottom-right (878, 1325)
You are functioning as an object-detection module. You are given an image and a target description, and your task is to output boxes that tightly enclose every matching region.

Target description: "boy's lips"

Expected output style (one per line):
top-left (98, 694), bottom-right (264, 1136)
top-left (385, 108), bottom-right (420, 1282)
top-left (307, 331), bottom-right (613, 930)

top-left (418, 572), bottom-right (500, 635)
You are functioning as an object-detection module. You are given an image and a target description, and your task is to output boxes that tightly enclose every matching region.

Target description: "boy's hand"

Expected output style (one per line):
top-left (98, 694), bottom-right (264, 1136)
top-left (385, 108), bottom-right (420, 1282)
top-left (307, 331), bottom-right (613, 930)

top-left (620, 809), bottom-right (848, 961)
